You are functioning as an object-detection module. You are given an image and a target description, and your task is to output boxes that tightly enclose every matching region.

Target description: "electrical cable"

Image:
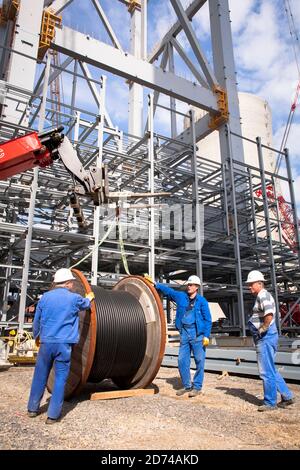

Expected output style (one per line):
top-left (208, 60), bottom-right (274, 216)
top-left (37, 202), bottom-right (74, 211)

top-left (70, 216), bottom-right (117, 268)
top-left (88, 285), bottom-right (147, 384)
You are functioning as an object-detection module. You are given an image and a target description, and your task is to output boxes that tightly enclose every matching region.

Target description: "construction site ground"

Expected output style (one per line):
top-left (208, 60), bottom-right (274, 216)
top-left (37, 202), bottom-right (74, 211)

top-left (0, 365), bottom-right (299, 450)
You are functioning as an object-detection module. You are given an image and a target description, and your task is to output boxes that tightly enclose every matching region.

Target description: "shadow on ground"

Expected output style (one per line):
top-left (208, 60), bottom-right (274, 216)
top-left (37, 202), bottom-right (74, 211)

top-left (216, 386), bottom-right (262, 405)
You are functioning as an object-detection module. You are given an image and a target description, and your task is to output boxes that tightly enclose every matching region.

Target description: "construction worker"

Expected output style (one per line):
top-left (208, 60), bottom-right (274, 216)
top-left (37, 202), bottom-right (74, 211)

top-left (148, 275), bottom-right (212, 397)
top-left (246, 270), bottom-right (294, 411)
top-left (27, 268), bottom-right (95, 424)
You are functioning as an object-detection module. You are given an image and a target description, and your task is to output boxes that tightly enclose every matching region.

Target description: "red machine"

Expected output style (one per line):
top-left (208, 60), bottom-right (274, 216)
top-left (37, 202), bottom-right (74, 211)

top-left (0, 126), bottom-right (107, 207)
top-left (280, 302), bottom-right (300, 327)
top-left (0, 129), bottom-right (60, 180)
top-left (256, 185), bottom-right (299, 252)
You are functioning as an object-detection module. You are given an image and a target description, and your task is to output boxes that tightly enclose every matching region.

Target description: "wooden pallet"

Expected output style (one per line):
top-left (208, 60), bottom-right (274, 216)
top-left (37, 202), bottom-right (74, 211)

top-left (90, 388), bottom-right (157, 401)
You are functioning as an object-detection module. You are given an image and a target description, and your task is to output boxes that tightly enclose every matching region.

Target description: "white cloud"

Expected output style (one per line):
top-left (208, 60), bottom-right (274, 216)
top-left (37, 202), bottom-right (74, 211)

top-left (234, 1), bottom-right (285, 73)
top-left (229, 0), bottom-right (257, 34)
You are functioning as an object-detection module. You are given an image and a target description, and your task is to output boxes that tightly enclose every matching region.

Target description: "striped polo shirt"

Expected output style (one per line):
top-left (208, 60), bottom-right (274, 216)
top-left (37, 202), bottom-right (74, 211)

top-left (249, 289), bottom-right (276, 329)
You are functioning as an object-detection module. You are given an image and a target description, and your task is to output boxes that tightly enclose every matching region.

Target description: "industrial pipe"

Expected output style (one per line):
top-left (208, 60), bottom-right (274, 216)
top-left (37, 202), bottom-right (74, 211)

top-left (47, 270), bottom-right (166, 398)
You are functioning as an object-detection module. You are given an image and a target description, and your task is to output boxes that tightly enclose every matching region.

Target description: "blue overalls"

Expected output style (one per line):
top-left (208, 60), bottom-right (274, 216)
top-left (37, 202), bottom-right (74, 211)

top-left (155, 283), bottom-right (212, 390)
top-left (248, 321), bottom-right (293, 407)
top-left (28, 288), bottom-right (90, 419)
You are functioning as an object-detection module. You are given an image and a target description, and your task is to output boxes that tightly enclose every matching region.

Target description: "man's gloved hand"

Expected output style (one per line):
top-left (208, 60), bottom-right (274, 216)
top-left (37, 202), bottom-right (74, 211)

top-left (143, 274), bottom-right (155, 285)
top-left (258, 324), bottom-right (269, 335)
top-left (202, 337), bottom-right (210, 347)
top-left (35, 336), bottom-right (40, 348)
top-left (85, 291), bottom-right (95, 302)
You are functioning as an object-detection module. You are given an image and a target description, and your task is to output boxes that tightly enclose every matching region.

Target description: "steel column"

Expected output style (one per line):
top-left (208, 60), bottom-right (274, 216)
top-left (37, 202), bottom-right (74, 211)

top-left (91, 76), bottom-right (106, 286)
top-left (148, 94), bottom-right (155, 279)
top-left (285, 148), bottom-right (300, 263)
top-left (3, 0), bottom-right (44, 123)
top-left (209, 0), bottom-right (245, 164)
top-left (226, 125), bottom-right (245, 336)
top-left (128, 4), bottom-right (143, 137)
top-left (190, 109), bottom-right (203, 295)
top-left (18, 53), bottom-right (51, 332)
top-left (256, 137), bottom-right (281, 334)
top-left (168, 42), bottom-right (177, 138)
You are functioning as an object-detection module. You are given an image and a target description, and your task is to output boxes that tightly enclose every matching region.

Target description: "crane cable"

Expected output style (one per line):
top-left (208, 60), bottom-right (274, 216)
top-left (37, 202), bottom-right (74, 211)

top-left (275, 0), bottom-right (300, 174)
top-left (116, 204), bottom-right (131, 275)
top-left (70, 215), bottom-right (117, 268)
top-left (70, 204), bottom-right (131, 275)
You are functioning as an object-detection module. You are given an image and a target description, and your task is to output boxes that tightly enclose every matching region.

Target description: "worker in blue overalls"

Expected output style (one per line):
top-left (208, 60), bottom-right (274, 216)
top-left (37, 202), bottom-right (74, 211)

top-left (155, 275), bottom-right (212, 397)
top-left (246, 270), bottom-right (294, 411)
top-left (27, 268), bottom-right (94, 424)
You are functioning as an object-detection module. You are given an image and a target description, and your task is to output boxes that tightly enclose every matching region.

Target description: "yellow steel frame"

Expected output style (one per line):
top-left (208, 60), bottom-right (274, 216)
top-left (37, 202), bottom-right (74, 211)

top-left (127, 0), bottom-right (141, 13)
top-left (38, 9), bottom-right (62, 61)
top-left (0, 0), bottom-right (19, 24)
top-left (209, 86), bottom-right (229, 130)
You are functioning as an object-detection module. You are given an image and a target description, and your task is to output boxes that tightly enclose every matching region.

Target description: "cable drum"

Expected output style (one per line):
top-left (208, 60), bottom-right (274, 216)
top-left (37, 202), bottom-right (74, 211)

top-left (47, 271), bottom-right (166, 398)
top-left (89, 286), bottom-right (147, 383)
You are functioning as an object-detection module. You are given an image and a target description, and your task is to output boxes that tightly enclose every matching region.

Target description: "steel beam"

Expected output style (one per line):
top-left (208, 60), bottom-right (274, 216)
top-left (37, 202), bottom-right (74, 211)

top-left (91, 0), bottom-right (123, 51)
top-left (78, 61), bottom-right (113, 129)
top-left (171, 37), bottom-right (208, 88)
top-left (149, 0), bottom-right (207, 63)
top-left (53, 27), bottom-right (219, 113)
top-left (43, 0), bottom-right (74, 14)
top-left (175, 113), bottom-right (214, 145)
top-left (170, 0), bottom-right (217, 88)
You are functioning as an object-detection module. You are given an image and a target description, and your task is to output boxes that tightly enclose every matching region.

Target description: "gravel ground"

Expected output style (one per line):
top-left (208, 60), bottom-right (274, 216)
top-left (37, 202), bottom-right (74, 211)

top-left (0, 365), bottom-right (299, 450)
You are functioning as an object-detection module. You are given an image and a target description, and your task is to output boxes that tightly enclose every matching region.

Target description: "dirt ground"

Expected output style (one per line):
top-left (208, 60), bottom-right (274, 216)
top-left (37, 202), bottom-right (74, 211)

top-left (0, 365), bottom-right (299, 450)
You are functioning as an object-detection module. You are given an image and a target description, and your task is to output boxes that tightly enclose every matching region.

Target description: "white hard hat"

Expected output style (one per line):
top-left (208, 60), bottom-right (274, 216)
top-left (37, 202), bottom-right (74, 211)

top-left (53, 268), bottom-right (76, 284)
top-left (187, 275), bottom-right (201, 286)
top-left (245, 270), bottom-right (265, 284)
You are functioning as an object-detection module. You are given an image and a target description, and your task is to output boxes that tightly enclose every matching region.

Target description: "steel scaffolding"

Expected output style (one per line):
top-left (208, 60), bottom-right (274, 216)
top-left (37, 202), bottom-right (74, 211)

top-left (0, 0), bottom-right (299, 335)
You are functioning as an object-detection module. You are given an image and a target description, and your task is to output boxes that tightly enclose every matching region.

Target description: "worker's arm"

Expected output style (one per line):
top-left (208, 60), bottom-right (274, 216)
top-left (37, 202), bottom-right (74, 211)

top-left (258, 292), bottom-right (275, 334)
top-left (33, 301), bottom-right (42, 339)
top-left (258, 313), bottom-right (273, 334)
top-left (155, 283), bottom-right (183, 304)
top-left (75, 292), bottom-right (94, 311)
top-left (200, 298), bottom-right (212, 339)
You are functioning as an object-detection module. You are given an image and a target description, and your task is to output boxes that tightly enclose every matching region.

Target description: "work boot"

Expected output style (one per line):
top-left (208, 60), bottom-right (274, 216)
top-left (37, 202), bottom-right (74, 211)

top-left (188, 388), bottom-right (202, 398)
top-left (257, 405), bottom-right (277, 412)
top-left (27, 411), bottom-right (38, 418)
top-left (176, 387), bottom-right (192, 396)
top-left (45, 417), bottom-right (58, 424)
top-left (277, 398), bottom-right (295, 409)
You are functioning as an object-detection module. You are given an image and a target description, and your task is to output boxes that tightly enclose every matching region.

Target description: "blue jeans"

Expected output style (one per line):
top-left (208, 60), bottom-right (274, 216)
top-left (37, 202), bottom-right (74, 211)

top-left (28, 343), bottom-right (72, 419)
top-left (178, 325), bottom-right (206, 390)
top-left (252, 323), bottom-right (293, 407)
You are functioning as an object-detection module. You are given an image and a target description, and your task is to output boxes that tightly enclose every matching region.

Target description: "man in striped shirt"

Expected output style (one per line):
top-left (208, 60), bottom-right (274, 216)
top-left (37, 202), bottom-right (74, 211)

top-left (246, 270), bottom-right (294, 411)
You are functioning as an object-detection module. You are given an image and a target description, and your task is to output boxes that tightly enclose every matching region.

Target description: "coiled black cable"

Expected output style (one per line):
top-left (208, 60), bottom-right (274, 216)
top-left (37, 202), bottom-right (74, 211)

top-left (88, 286), bottom-right (147, 384)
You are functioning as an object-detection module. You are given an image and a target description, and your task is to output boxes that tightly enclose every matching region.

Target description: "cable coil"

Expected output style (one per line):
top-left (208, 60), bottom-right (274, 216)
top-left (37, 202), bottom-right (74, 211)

top-left (47, 272), bottom-right (166, 397)
top-left (89, 286), bottom-right (147, 383)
